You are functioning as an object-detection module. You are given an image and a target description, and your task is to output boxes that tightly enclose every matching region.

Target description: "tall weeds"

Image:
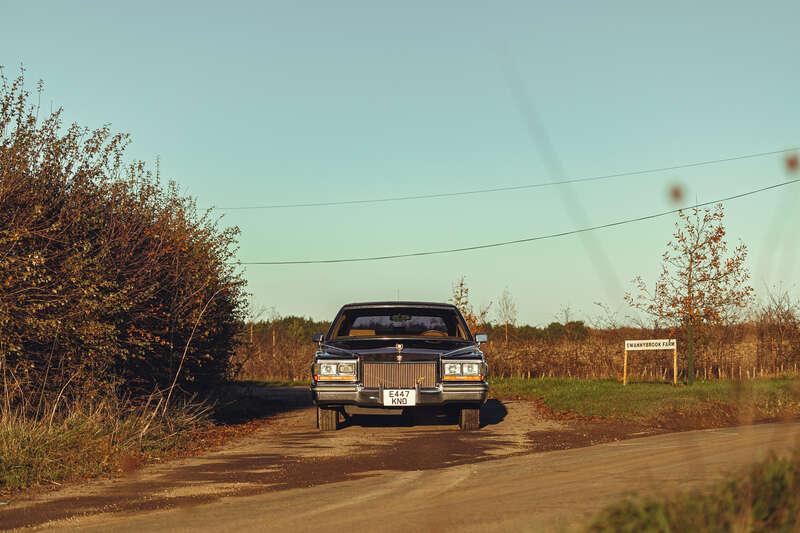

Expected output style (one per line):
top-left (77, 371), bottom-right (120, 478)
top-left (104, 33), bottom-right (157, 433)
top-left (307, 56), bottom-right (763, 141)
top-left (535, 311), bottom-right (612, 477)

top-left (0, 388), bottom-right (210, 490)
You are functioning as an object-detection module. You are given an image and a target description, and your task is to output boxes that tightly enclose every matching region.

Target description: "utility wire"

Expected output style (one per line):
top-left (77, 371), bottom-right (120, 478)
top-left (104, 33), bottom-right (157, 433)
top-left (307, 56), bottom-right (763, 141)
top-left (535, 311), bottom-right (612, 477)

top-left (501, 53), bottom-right (623, 301)
top-left (238, 178), bottom-right (800, 265)
top-left (218, 146), bottom-right (798, 210)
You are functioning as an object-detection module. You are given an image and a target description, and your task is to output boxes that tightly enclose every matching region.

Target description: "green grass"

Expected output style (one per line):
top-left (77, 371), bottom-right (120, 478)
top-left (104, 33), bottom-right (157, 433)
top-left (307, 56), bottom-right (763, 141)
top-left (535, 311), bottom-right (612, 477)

top-left (490, 377), bottom-right (800, 420)
top-left (587, 450), bottom-right (800, 532)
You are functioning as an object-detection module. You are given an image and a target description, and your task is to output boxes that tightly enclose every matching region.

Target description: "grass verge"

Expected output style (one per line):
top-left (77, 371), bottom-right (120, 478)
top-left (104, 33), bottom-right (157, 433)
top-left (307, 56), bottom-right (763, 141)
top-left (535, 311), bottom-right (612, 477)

top-left (490, 377), bottom-right (800, 421)
top-left (586, 450), bottom-right (800, 532)
top-left (0, 396), bottom-right (211, 493)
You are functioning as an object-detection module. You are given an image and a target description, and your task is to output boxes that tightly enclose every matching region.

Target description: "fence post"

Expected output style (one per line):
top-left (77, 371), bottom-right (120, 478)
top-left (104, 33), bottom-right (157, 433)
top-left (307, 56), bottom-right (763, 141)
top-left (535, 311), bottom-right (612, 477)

top-left (623, 349), bottom-right (628, 386)
top-left (673, 346), bottom-right (678, 385)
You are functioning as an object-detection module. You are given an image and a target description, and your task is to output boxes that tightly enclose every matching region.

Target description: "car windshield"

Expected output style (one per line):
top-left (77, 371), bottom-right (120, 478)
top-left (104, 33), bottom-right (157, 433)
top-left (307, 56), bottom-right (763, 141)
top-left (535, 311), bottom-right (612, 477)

top-left (331, 307), bottom-right (469, 339)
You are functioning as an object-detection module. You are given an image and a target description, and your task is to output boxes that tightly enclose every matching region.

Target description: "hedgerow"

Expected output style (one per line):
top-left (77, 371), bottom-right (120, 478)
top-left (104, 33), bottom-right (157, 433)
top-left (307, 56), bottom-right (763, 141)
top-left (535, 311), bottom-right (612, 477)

top-left (0, 69), bottom-right (247, 404)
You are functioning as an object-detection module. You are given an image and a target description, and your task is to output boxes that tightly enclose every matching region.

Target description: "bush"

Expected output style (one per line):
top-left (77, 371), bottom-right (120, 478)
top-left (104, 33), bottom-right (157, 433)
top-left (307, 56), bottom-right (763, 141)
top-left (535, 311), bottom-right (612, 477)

top-left (233, 316), bottom-right (330, 381)
top-left (0, 70), bottom-right (247, 403)
top-left (587, 450), bottom-right (800, 532)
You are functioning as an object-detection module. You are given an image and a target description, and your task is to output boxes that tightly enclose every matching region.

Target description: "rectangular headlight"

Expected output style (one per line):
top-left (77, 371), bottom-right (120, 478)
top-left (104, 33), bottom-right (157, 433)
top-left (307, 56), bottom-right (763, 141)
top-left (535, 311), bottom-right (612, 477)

top-left (444, 362), bottom-right (462, 375)
top-left (442, 360), bottom-right (483, 381)
top-left (319, 362), bottom-right (338, 375)
top-left (315, 360), bottom-right (357, 381)
top-left (337, 362), bottom-right (355, 375)
top-left (462, 363), bottom-right (480, 376)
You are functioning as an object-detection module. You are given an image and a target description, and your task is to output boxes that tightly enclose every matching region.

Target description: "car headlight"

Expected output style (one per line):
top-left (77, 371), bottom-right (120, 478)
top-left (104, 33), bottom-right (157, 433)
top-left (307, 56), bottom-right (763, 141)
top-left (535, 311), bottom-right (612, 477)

top-left (319, 363), bottom-right (338, 375)
top-left (314, 360), bottom-right (357, 381)
top-left (442, 361), bottom-right (484, 380)
top-left (337, 362), bottom-right (355, 375)
top-left (462, 363), bottom-right (480, 376)
top-left (444, 362), bottom-right (462, 375)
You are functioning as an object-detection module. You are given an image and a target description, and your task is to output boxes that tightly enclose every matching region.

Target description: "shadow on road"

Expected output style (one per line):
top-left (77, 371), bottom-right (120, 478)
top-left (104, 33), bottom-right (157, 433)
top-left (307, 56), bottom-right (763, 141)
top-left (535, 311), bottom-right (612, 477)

top-left (211, 384), bottom-right (312, 424)
top-left (341, 399), bottom-right (508, 429)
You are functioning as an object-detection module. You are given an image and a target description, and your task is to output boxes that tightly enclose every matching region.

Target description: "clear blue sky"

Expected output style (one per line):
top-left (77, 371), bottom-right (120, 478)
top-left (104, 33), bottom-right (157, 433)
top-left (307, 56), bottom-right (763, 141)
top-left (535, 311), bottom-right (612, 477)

top-left (2, 1), bottom-right (798, 325)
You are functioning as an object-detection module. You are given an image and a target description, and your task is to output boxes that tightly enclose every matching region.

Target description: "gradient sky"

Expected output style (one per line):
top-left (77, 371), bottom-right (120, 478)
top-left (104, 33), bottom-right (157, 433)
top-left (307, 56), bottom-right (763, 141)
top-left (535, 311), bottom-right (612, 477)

top-left (2, 1), bottom-right (799, 325)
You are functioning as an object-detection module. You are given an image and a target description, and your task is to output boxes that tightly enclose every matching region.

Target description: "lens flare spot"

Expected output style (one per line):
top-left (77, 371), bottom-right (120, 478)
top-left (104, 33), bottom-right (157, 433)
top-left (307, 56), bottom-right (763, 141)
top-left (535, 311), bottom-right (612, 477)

top-left (668, 183), bottom-right (686, 205)
top-left (786, 152), bottom-right (799, 174)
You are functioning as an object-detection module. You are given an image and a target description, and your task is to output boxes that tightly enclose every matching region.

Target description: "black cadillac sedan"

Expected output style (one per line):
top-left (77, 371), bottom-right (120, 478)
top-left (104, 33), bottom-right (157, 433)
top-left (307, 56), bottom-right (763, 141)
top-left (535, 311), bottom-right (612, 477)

top-left (310, 301), bottom-right (489, 431)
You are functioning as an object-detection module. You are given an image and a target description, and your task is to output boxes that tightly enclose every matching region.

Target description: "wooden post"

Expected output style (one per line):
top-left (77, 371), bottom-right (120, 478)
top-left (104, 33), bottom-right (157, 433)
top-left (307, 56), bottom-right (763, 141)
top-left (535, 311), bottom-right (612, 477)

top-left (673, 346), bottom-right (678, 385)
top-left (623, 349), bottom-right (628, 386)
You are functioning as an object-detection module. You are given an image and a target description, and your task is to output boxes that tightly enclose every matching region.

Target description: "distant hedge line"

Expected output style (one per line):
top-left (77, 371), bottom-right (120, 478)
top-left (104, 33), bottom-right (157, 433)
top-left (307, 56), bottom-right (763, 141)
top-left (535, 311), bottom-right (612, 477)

top-left (0, 72), bottom-right (246, 403)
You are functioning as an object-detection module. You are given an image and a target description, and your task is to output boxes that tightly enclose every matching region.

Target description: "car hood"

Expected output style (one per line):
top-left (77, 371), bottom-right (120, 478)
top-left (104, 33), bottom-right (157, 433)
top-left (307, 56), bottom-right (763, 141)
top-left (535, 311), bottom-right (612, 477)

top-left (322, 339), bottom-right (480, 361)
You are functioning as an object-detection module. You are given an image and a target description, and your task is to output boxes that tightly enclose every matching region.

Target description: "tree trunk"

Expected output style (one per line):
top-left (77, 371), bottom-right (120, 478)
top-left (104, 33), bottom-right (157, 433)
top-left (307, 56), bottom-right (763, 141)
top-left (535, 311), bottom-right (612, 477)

top-left (687, 320), bottom-right (695, 385)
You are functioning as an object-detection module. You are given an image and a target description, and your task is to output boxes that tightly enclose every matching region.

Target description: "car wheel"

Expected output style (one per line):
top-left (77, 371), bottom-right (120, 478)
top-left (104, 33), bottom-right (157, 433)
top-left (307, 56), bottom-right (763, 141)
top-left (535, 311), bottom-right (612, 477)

top-left (458, 406), bottom-right (480, 431)
top-left (317, 406), bottom-right (338, 431)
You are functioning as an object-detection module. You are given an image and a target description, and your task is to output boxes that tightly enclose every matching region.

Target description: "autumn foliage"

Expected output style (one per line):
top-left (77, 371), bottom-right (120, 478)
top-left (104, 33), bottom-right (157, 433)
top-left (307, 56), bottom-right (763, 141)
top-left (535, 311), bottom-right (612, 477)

top-left (0, 71), bottom-right (247, 403)
top-left (626, 204), bottom-right (754, 382)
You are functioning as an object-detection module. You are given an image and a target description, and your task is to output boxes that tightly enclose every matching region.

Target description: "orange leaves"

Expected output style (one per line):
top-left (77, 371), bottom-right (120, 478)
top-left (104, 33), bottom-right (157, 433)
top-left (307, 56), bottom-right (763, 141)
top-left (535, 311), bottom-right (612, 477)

top-left (627, 203), bottom-right (753, 327)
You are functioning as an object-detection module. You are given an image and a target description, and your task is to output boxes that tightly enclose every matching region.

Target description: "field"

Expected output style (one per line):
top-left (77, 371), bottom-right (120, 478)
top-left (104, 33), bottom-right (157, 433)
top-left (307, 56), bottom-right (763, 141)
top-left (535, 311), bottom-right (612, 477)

top-left (235, 316), bottom-right (800, 384)
top-left (491, 377), bottom-right (800, 421)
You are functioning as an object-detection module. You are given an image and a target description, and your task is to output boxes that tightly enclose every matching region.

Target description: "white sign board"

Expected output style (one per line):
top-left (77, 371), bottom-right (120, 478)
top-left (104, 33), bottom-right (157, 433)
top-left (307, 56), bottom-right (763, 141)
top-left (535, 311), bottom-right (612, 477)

top-left (624, 339), bottom-right (676, 351)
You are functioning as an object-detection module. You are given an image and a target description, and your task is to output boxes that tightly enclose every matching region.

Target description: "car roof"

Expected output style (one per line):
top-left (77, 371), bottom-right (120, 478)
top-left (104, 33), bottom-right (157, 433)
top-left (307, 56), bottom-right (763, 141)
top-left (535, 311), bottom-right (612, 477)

top-left (339, 301), bottom-right (457, 310)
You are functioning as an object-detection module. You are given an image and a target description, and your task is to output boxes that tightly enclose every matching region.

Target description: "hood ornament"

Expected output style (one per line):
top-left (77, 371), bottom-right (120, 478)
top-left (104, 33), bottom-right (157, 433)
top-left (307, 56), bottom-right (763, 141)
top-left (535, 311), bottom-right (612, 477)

top-left (395, 343), bottom-right (404, 362)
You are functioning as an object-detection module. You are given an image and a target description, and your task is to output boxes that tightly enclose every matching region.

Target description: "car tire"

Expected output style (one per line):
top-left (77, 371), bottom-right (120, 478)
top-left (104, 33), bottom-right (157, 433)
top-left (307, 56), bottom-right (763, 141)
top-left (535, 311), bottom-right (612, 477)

top-left (458, 406), bottom-right (480, 431)
top-left (317, 406), bottom-right (338, 431)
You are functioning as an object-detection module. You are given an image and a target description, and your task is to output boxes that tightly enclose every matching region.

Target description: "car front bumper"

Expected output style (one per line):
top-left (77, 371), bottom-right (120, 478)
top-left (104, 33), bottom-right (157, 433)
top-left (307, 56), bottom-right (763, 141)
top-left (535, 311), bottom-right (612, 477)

top-left (311, 382), bottom-right (488, 407)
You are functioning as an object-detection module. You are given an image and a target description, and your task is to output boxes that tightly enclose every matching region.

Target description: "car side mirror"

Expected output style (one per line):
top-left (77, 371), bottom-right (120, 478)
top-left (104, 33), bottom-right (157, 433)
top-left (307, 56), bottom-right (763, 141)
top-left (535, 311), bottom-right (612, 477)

top-left (475, 333), bottom-right (488, 344)
top-left (311, 333), bottom-right (324, 344)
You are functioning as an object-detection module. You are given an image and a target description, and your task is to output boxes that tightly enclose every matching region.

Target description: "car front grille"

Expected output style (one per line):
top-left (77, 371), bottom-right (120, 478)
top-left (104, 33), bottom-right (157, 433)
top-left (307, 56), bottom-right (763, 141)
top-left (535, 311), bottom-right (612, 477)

top-left (361, 361), bottom-right (437, 389)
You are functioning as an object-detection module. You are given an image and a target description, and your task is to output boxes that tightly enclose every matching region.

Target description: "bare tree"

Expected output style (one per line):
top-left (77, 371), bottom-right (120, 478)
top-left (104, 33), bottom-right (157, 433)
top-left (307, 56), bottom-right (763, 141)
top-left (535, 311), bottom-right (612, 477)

top-left (590, 301), bottom-right (620, 330)
top-left (556, 305), bottom-right (574, 324)
top-left (626, 204), bottom-right (753, 384)
top-left (755, 285), bottom-right (800, 370)
top-left (496, 287), bottom-right (518, 344)
top-left (450, 276), bottom-right (491, 333)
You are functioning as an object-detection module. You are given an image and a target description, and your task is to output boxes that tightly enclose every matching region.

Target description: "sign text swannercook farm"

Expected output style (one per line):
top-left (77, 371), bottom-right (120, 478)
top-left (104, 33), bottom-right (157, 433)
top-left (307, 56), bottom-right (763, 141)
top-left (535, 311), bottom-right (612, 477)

top-left (623, 339), bottom-right (678, 385)
top-left (624, 339), bottom-right (677, 351)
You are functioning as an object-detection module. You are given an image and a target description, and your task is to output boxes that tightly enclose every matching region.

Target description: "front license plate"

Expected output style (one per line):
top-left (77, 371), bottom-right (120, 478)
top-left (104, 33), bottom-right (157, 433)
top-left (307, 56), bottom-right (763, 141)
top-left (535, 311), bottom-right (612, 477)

top-left (382, 389), bottom-right (417, 406)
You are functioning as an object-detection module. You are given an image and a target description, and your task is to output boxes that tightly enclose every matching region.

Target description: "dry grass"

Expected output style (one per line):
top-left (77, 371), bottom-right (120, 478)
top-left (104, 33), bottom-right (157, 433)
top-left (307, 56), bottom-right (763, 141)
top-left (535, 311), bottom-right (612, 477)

top-left (0, 392), bottom-right (211, 492)
top-left (236, 316), bottom-right (800, 383)
top-left (481, 328), bottom-right (799, 382)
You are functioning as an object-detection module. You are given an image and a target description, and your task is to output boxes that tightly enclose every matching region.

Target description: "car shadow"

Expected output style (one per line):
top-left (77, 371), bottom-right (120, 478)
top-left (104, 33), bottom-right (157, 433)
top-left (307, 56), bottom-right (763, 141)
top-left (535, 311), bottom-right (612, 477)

top-left (211, 383), bottom-right (312, 424)
top-left (340, 399), bottom-right (508, 429)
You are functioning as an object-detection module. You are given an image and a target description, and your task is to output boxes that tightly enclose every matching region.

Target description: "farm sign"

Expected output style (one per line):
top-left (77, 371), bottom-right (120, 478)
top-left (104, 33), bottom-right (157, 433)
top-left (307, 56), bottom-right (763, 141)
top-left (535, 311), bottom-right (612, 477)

top-left (623, 339), bottom-right (678, 386)
top-left (625, 339), bottom-right (677, 351)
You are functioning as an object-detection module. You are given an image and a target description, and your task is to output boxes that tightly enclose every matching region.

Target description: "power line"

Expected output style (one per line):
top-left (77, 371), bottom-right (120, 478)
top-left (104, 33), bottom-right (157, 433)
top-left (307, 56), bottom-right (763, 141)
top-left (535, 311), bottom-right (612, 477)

top-left (238, 178), bottom-right (800, 265)
top-left (218, 146), bottom-right (798, 210)
top-left (502, 51), bottom-right (623, 302)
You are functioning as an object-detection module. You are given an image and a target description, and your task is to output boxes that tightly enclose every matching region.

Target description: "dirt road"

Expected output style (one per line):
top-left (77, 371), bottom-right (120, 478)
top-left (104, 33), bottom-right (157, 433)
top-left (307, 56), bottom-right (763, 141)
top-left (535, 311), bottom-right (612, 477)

top-left (3, 393), bottom-right (799, 532)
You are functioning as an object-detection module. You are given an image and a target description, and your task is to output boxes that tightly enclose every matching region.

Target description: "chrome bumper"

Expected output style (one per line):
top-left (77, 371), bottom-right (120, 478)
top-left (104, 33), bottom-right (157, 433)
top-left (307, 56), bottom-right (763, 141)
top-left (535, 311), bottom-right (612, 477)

top-left (311, 382), bottom-right (488, 407)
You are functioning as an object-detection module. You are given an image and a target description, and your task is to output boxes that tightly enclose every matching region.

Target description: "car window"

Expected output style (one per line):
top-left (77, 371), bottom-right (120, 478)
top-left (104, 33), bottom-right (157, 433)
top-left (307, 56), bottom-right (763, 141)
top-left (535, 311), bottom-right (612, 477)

top-left (333, 308), bottom-right (468, 339)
